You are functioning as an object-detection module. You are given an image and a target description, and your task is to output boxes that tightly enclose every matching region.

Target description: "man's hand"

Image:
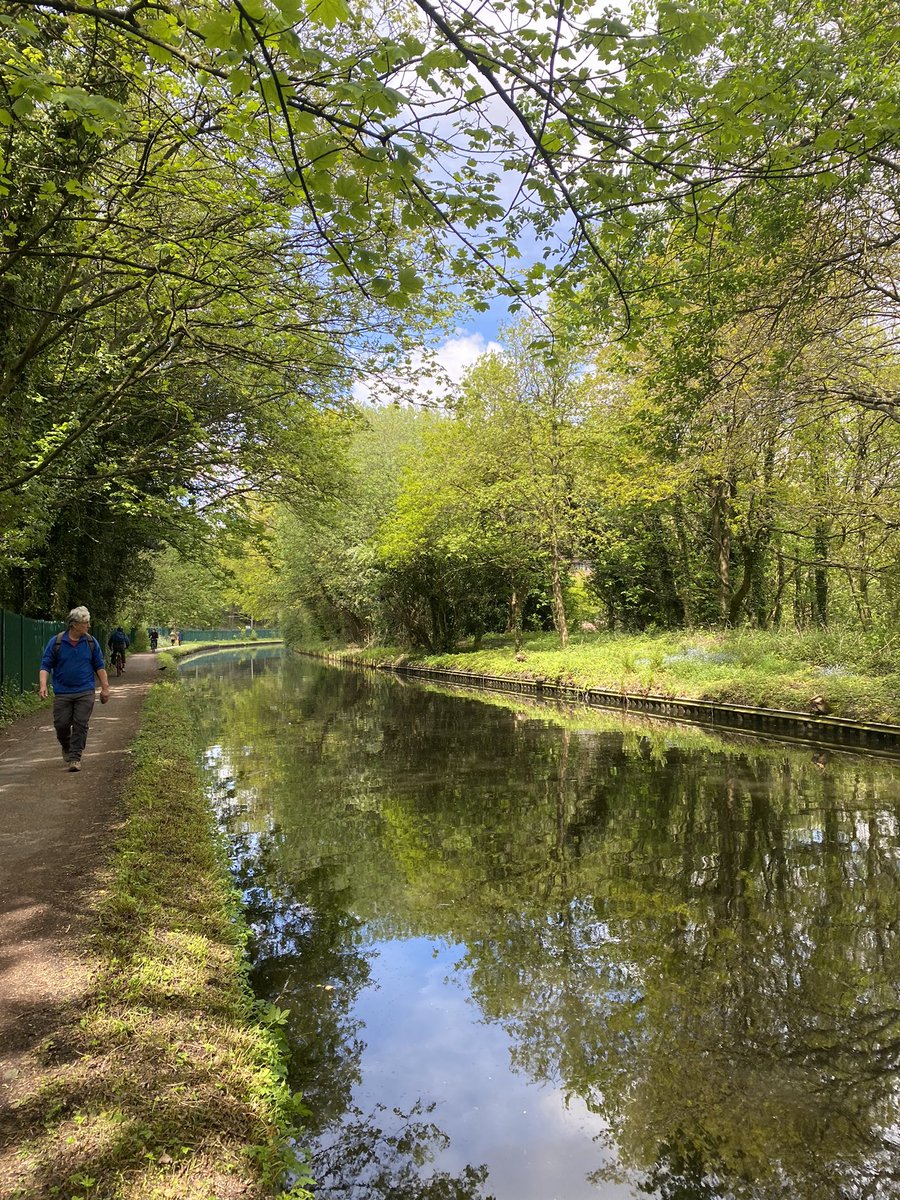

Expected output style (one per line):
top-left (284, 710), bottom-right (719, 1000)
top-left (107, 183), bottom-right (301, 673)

top-left (100, 688), bottom-right (110, 705)
top-left (39, 683), bottom-right (48, 699)
top-left (39, 670), bottom-right (49, 699)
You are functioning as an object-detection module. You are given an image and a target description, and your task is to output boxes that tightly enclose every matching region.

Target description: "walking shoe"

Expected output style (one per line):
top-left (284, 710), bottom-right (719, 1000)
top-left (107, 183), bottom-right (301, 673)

top-left (68, 760), bottom-right (81, 772)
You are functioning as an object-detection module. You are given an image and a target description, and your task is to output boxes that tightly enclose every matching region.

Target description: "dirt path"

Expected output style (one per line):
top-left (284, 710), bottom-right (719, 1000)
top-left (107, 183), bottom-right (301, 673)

top-left (0, 653), bottom-right (159, 1122)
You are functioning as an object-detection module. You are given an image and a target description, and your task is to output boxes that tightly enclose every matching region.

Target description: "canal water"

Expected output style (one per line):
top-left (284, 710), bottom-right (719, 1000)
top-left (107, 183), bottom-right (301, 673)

top-left (182, 648), bottom-right (900, 1200)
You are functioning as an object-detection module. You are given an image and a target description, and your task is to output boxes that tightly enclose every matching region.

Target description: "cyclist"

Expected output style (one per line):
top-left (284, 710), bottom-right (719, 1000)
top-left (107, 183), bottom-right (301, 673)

top-left (107, 626), bottom-right (130, 674)
top-left (148, 627), bottom-right (159, 652)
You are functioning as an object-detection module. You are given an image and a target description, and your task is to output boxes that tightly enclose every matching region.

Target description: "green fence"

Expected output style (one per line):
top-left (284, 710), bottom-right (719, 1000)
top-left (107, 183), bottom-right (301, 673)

top-left (0, 615), bottom-right (281, 693)
top-left (0, 610), bottom-right (65, 695)
top-left (0, 611), bottom-right (121, 694)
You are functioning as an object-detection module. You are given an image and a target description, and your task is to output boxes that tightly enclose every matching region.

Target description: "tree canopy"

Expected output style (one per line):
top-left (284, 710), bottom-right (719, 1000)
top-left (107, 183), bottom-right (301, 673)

top-left (2, 0), bottom-right (899, 623)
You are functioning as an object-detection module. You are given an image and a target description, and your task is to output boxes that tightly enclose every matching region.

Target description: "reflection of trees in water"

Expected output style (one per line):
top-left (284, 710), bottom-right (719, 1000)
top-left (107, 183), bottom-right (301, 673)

top-left (195, 658), bottom-right (900, 1200)
top-left (227, 825), bottom-right (493, 1196)
top-left (230, 829), bottom-right (373, 1132)
top-left (314, 1100), bottom-right (492, 1200)
top-left (605, 1132), bottom-right (722, 1200)
top-left (460, 756), bottom-right (900, 1200)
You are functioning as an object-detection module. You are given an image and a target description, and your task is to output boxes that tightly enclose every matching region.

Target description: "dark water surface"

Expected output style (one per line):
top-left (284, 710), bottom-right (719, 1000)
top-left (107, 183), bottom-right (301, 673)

top-left (182, 648), bottom-right (900, 1200)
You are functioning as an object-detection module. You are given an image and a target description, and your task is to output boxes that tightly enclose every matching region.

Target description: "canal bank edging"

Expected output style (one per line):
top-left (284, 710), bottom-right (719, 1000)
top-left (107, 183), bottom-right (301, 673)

top-left (305, 652), bottom-right (900, 756)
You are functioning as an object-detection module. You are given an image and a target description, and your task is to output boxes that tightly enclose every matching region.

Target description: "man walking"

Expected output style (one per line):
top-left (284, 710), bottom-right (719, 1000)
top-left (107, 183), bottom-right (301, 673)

top-left (39, 606), bottom-right (110, 772)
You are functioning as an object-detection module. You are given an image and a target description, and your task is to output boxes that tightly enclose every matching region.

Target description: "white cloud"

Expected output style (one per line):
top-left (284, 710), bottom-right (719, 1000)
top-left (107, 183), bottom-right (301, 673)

top-left (434, 330), bottom-right (504, 382)
top-left (352, 330), bottom-right (503, 408)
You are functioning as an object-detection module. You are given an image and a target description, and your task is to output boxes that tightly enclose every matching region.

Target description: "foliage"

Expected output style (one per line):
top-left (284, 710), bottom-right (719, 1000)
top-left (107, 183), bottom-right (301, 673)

top-left (282, 307), bottom-right (900, 648)
top-left (126, 548), bottom-right (230, 629)
top-left (0, 3), bottom-right (406, 620)
top-left (378, 321), bottom-right (599, 648)
top-left (276, 405), bottom-right (436, 645)
top-left (3, 0), bottom-right (900, 643)
top-left (0, 680), bottom-right (48, 730)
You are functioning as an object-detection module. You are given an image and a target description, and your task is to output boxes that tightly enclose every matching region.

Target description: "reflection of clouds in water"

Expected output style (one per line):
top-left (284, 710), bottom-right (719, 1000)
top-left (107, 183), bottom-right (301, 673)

top-left (350, 937), bottom-right (630, 1200)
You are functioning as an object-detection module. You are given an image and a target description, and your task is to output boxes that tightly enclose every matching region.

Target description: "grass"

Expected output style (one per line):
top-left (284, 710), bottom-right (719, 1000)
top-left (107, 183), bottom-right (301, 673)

top-left (166, 639), bottom-right (282, 655)
top-left (6, 678), bottom-right (311, 1200)
top-left (0, 685), bottom-right (49, 732)
top-left (303, 626), bottom-right (900, 724)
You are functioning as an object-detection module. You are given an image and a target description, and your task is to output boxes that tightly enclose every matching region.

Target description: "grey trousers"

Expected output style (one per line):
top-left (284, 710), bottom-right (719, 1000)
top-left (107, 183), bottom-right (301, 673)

top-left (52, 691), bottom-right (95, 762)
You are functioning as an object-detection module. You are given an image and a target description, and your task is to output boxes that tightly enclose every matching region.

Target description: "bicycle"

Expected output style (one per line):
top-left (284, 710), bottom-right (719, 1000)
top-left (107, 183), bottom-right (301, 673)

top-left (110, 647), bottom-right (126, 677)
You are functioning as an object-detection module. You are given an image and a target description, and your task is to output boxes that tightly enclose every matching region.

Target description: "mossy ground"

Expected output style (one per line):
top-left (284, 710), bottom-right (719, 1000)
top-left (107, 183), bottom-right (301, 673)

top-left (6, 679), bottom-right (309, 1200)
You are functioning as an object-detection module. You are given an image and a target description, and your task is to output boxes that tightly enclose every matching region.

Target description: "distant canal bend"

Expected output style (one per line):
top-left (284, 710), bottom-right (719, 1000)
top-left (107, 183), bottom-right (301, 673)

top-left (182, 647), bottom-right (900, 1200)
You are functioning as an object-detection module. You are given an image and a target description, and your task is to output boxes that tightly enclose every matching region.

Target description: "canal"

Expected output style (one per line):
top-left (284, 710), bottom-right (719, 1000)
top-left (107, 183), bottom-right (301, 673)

top-left (182, 647), bottom-right (900, 1200)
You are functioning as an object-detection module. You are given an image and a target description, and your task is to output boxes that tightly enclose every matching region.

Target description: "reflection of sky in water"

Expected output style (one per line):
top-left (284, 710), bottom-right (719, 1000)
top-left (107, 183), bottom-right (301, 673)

top-left (350, 936), bottom-right (633, 1200)
top-left (193, 654), bottom-right (900, 1200)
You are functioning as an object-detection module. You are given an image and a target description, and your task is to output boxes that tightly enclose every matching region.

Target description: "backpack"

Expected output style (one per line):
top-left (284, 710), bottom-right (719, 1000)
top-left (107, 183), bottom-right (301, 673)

top-left (51, 630), bottom-right (100, 666)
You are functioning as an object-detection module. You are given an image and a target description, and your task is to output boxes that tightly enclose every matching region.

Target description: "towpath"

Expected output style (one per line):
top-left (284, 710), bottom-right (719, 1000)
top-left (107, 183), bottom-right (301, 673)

top-left (0, 652), bottom-right (158, 1135)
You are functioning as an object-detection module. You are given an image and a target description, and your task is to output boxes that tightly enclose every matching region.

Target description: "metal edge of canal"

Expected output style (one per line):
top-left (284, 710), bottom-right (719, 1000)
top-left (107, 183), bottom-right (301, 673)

top-left (296, 650), bottom-right (900, 758)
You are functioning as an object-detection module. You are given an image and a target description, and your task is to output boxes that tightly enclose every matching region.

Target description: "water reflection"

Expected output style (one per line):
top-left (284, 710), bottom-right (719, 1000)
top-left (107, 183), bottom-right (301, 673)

top-left (187, 650), bottom-right (900, 1200)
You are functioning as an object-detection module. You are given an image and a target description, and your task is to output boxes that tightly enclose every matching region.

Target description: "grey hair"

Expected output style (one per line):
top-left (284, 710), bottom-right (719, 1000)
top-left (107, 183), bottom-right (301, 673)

top-left (67, 606), bottom-right (91, 626)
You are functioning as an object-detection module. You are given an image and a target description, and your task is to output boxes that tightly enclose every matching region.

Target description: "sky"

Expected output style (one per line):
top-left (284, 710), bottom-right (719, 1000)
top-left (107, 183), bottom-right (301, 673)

top-left (351, 277), bottom-right (549, 407)
top-left (351, 322), bottom-right (506, 407)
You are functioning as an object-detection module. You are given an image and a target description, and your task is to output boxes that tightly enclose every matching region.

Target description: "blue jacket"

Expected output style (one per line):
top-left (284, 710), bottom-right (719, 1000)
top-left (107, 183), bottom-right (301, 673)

top-left (41, 632), bottom-right (105, 695)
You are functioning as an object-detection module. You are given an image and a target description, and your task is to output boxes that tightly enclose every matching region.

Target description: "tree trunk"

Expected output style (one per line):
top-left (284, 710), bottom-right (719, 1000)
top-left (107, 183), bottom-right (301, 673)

top-left (728, 541), bottom-right (757, 626)
top-left (549, 538), bottom-right (568, 648)
top-left (709, 478), bottom-right (733, 623)
top-left (668, 499), bottom-right (694, 626)
top-left (812, 521), bottom-right (829, 627)
top-left (792, 562), bottom-right (806, 628)
top-left (852, 438), bottom-right (873, 627)
top-left (767, 546), bottom-right (786, 627)
top-left (510, 587), bottom-right (522, 652)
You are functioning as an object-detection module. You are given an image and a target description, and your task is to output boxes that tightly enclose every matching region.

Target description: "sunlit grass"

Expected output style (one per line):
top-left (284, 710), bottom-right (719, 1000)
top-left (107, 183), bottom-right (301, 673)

top-left (307, 627), bottom-right (900, 724)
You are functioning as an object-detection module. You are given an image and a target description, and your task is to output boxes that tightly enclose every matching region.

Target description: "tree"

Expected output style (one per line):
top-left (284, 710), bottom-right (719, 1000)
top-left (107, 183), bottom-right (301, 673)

top-left (453, 323), bottom-right (599, 646)
top-left (131, 548), bottom-right (229, 628)
top-left (5, 0), bottom-right (900, 628)
top-left (276, 405), bottom-right (436, 644)
top-left (0, 5), bottom-right (417, 616)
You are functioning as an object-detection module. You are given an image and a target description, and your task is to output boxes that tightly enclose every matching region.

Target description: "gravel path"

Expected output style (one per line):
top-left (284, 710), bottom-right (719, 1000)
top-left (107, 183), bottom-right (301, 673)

top-left (0, 652), bottom-right (158, 1126)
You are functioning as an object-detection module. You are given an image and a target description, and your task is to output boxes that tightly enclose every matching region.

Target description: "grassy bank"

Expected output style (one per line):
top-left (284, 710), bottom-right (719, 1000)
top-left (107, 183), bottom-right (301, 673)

top-left (166, 639), bottom-right (282, 656)
top-left (304, 626), bottom-right (900, 724)
top-left (155, 640), bottom-right (282, 673)
top-left (11, 678), bottom-right (310, 1200)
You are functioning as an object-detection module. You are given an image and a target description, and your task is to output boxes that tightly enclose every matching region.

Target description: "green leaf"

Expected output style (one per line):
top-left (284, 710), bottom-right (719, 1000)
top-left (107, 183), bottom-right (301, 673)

top-left (305, 0), bottom-right (350, 29)
top-left (397, 266), bottom-right (424, 292)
